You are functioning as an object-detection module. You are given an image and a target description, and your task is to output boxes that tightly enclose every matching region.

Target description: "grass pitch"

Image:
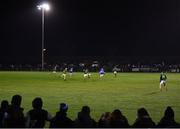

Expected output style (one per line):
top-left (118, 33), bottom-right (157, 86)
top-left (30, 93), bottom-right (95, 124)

top-left (0, 71), bottom-right (180, 125)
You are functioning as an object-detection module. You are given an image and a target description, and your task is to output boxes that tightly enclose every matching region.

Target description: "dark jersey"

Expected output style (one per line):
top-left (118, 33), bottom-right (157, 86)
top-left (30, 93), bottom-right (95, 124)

top-left (50, 112), bottom-right (73, 128)
top-left (84, 69), bottom-right (89, 74)
top-left (160, 74), bottom-right (167, 82)
top-left (4, 106), bottom-right (25, 128)
top-left (26, 109), bottom-right (50, 128)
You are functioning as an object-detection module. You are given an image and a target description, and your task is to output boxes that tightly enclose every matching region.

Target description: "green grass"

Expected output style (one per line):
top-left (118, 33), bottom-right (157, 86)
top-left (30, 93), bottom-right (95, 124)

top-left (0, 71), bottom-right (180, 126)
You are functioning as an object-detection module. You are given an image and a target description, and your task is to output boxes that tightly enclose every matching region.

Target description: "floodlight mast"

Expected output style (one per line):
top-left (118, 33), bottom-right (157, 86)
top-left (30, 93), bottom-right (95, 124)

top-left (37, 3), bottom-right (50, 71)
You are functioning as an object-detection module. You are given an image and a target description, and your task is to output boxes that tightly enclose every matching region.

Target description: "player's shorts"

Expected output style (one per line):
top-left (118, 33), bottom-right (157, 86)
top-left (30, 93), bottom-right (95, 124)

top-left (114, 71), bottom-right (117, 74)
top-left (160, 80), bottom-right (166, 87)
top-left (84, 74), bottom-right (88, 78)
top-left (100, 74), bottom-right (104, 77)
top-left (84, 73), bottom-right (91, 78)
top-left (62, 73), bottom-right (66, 78)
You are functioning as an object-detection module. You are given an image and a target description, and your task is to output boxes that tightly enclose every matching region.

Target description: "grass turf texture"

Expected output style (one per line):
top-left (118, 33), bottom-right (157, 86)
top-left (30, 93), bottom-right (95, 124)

top-left (0, 71), bottom-right (180, 126)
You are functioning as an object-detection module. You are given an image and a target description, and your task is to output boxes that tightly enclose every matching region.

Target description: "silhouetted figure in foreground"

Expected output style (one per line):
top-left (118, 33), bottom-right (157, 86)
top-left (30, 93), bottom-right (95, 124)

top-left (26, 97), bottom-right (52, 128)
top-left (98, 112), bottom-right (111, 127)
top-left (0, 100), bottom-right (9, 127)
top-left (4, 95), bottom-right (25, 127)
top-left (157, 106), bottom-right (180, 128)
top-left (74, 106), bottom-right (96, 127)
top-left (132, 107), bottom-right (155, 128)
top-left (50, 103), bottom-right (73, 128)
top-left (110, 109), bottom-right (129, 128)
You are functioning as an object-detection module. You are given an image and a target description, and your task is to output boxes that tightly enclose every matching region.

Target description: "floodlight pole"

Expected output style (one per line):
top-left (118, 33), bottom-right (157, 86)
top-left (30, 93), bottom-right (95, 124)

top-left (41, 8), bottom-right (45, 71)
top-left (37, 3), bottom-right (50, 70)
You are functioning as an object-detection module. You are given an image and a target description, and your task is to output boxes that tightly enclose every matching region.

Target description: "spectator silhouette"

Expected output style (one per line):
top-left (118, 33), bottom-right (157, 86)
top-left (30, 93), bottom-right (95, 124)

top-left (0, 100), bottom-right (9, 127)
top-left (157, 106), bottom-right (180, 128)
top-left (50, 103), bottom-right (73, 128)
top-left (109, 109), bottom-right (129, 127)
top-left (98, 112), bottom-right (111, 127)
top-left (4, 95), bottom-right (25, 127)
top-left (132, 107), bottom-right (155, 128)
top-left (74, 106), bottom-right (96, 127)
top-left (26, 97), bottom-right (52, 128)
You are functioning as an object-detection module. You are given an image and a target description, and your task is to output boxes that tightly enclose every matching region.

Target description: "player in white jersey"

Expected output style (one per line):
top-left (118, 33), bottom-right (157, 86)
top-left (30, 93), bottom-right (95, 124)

top-left (62, 68), bottom-right (68, 80)
top-left (53, 65), bottom-right (58, 73)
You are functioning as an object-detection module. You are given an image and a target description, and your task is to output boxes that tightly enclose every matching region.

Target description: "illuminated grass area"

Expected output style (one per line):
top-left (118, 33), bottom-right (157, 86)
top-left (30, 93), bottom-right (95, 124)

top-left (0, 72), bottom-right (180, 125)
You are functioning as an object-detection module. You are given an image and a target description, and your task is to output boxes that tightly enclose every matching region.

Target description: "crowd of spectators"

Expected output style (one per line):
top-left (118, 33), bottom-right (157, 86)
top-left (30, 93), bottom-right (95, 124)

top-left (0, 62), bottom-right (180, 73)
top-left (0, 94), bottom-right (179, 128)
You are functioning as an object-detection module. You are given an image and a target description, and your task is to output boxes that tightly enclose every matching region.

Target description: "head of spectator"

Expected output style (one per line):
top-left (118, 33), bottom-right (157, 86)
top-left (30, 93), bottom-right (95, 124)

top-left (49, 103), bottom-right (73, 128)
top-left (100, 112), bottom-right (111, 121)
top-left (32, 97), bottom-right (43, 110)
top-left (0, 100), bottom-right (9, 111)
top-left (11, 95), bottom-right (22, 108)
top-left (81, 106), bottom-right (90, 115)
top-left (111, 109), bottom-right (122, 119)
top-left (137, 107), bottom-right (149, 119)
top-left (157, 106), bottom-right (180, 128)
top-left (98, 112), bottom-right (111, 127)
top-left (59, 103), bottom-right (68, 113)
top-left (132, 107), bottom-right (155, 128)
top-left (110, 109), bottom-right (129, 127)
top-left (74, 105), bottom-right (96, 127)
top-left (164, 106), bottom-right (174, 119)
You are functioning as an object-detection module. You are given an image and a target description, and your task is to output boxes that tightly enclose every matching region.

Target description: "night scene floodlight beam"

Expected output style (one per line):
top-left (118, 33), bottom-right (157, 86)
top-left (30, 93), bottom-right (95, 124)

top-left (37, 3), bottom-right (50, 71)
top-left (37, 3), bottom-right (50, 11)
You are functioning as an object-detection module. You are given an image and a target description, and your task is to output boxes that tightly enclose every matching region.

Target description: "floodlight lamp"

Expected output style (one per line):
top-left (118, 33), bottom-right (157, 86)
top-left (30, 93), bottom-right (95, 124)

top-left (42, 3), bottom-right (50, 11)
top-left (37, 3), bottom-right (50, 11)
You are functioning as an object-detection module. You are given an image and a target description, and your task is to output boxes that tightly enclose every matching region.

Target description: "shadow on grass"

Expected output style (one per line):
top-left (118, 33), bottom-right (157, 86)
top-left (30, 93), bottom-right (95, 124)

top-left (144, 91), bottom-right (160, 96)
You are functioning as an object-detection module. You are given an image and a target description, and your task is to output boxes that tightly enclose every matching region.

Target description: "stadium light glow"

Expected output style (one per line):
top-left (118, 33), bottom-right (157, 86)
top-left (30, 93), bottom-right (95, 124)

top-left (37, 2), bottom-right (50, 71)
top-left (37, 3), bottom-right (50, 11)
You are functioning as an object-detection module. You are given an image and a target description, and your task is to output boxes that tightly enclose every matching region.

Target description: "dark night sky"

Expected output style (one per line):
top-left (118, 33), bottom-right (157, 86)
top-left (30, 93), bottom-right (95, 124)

top-left (1, 0), bottom-right (180, 63)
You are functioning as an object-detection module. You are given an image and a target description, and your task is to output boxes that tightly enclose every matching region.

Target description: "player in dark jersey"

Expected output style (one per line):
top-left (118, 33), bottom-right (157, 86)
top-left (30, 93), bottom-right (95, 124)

top-left (112, 67), bottom-right (118, 77)
top-left (160, 72), bottom-right (167, 91)
top-left (69, 67), bottom-right (73, 77)
top-left (83, 69), bottom-right (91, 79)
